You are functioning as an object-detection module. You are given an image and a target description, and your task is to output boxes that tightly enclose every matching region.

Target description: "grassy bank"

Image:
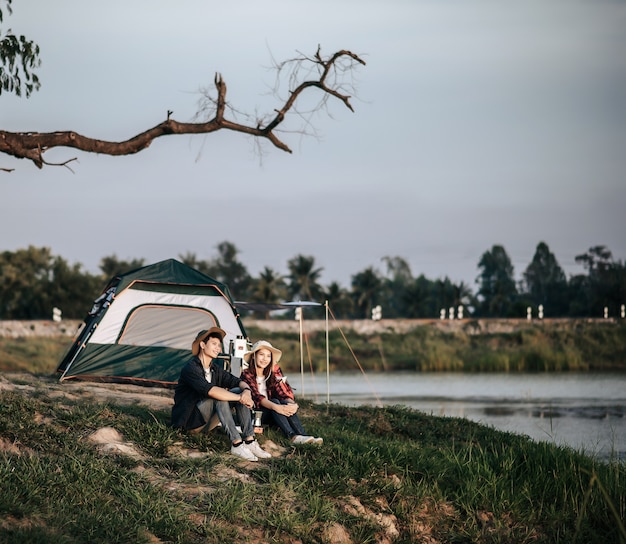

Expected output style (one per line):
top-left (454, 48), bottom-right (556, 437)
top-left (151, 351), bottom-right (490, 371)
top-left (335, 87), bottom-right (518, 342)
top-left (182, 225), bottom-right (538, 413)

top-left (245, 320), bottom-right (626, 373)
top-left (0, 336), bottom-right (70, 375)
top-left (0, 372), bottom-right (624, 543)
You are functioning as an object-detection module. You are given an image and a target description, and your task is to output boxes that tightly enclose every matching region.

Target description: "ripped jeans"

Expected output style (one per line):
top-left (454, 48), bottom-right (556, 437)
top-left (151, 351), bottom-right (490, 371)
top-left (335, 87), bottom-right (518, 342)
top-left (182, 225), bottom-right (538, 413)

top-left (197, 388), bottom-right (254, 443)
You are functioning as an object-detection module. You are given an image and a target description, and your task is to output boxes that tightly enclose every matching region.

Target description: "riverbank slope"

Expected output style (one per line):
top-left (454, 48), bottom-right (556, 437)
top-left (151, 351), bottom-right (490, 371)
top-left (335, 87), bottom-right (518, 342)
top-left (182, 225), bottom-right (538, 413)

top-left (1, 371), bottom-right (624, 543)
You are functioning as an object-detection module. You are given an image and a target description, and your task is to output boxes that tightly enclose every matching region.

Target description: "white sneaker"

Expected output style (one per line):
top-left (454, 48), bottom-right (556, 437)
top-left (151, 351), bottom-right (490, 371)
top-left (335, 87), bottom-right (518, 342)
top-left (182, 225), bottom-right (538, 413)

top-left (230, 443), bottom-right (258, 461)
top-left (291, 435), bottom-right (315, 445)
top-left (311, 437), bottom-right (324, 445)
top-left (246, 440), bottom-right (272, 459)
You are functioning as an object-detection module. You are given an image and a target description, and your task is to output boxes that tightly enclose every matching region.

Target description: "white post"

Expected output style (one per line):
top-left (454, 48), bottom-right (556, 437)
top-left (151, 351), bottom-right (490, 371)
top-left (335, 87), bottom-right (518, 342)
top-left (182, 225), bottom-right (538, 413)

top-left (604, 306), bottom-right (608, 319)
top-left (448, 307), bottom-right (454, 320)
top-left (527, 306), bottom-right (532, 321)
top-left (457, 305), bottom-right (463, 319)
top-left (538, 304), bottom-right (544, 319)
top-left (325, 300), bottom-right (330, 404)
top-left (440, 309), bottom-right (446, 320)
top-left (299, 304), bottom-right (304, 398)
top-left (621, 304), bottom-right (625, 319)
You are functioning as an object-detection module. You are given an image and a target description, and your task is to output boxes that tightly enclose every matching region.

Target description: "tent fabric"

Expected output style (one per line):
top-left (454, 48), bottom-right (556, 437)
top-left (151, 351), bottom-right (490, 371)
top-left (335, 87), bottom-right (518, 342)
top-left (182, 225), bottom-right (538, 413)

top-left (57, 259), bottom-right (247, 388)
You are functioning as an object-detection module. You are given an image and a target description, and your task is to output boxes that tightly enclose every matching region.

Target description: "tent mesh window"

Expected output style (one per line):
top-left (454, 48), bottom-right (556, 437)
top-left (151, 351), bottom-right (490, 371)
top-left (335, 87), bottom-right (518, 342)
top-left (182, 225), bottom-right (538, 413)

top-left (118, 305), bottom-right (218, 350)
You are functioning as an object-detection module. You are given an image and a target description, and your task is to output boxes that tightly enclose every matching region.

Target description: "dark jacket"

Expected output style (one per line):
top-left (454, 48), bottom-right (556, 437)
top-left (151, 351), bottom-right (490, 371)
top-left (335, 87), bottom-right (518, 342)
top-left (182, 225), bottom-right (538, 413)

top-left (171, 356), bottom-right (242, 430)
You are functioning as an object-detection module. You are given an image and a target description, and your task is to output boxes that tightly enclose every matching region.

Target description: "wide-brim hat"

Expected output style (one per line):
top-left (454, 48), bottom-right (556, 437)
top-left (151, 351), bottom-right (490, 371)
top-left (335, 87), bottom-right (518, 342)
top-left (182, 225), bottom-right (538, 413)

top-left (191, 327), bottom-right (226, 355)
top-left (243, 340), bottom-right (282, 364)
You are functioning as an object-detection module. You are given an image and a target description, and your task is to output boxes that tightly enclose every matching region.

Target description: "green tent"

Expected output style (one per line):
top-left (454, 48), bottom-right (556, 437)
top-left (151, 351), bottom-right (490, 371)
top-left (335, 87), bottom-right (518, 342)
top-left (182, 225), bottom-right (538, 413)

top-left (57, 259), bottom-right (248, 387)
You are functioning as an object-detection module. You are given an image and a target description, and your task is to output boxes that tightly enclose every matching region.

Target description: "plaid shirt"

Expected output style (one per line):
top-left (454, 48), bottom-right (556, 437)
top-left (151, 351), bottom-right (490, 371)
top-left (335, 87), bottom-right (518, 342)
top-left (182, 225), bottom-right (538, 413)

top-left (240, 365), bottom-right (295, 409)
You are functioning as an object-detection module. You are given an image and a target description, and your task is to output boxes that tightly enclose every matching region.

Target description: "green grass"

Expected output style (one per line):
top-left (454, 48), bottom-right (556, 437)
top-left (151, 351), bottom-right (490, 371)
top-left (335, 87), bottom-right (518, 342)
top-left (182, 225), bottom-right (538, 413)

top-left (0, 373), bottom-right (624, 543)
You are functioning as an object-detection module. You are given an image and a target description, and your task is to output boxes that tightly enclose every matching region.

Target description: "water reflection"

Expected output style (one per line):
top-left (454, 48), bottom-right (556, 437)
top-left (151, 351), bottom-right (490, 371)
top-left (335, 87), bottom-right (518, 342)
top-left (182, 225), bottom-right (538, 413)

top-left (297, 371), bottom-right (626, 462)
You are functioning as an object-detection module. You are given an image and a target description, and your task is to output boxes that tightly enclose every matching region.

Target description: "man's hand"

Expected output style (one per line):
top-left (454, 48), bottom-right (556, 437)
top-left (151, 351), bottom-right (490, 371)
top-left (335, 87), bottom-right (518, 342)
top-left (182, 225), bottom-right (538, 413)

top-left (239, 389), bottom-right (254, 409)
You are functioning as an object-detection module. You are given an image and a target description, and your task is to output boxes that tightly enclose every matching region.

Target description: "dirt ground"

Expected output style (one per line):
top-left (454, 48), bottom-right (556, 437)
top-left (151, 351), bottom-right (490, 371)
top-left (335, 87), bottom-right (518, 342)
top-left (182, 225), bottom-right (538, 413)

top-left (0, 371), bottom-right (175, 409)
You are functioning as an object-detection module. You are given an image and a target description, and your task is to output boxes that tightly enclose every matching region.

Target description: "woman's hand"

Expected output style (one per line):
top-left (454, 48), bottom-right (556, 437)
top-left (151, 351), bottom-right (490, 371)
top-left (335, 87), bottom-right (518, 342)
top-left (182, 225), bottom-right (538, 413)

top-left (276, 402), bottom-right (298, 417)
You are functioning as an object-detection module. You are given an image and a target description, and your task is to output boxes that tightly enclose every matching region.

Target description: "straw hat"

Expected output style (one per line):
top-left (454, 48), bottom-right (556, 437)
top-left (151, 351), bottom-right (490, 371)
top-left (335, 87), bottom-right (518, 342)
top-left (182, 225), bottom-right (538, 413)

top-left (191, 327), bottom-right (226, 355)
top-left (243, 340), bottom-right (282, 364)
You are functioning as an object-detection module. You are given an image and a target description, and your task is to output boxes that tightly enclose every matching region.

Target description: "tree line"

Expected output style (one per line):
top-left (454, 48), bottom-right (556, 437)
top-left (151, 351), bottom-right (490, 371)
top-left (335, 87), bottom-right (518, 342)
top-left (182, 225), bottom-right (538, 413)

top-left (0, 241), bottom-right (624, 321)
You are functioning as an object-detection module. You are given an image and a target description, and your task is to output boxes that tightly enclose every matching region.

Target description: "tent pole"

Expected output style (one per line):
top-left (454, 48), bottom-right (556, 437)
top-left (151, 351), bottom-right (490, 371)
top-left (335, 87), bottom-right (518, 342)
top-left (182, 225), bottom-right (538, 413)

top-left (325, 300), bottom-right (330, 404)
top-left (299, 304), bottom-right (304, 398)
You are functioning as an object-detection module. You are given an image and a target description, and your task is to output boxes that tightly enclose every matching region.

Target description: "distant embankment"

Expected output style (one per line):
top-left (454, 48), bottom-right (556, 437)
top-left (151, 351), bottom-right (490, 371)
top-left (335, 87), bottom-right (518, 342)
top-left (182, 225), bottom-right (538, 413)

top-left (2, 318), bottom-right (624, 372)
top-left (0, 317), bottom-right (620, 338)
top-left (0, 320), bottom-right (83, 338)
top-left (242, 317), bottom-right (619, 335)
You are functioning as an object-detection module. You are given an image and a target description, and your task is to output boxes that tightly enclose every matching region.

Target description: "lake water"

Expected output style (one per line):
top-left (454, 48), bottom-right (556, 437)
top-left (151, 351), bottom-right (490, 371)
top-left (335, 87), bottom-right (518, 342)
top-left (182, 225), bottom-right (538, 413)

top-left (296, 371), bottom-right (626, 462)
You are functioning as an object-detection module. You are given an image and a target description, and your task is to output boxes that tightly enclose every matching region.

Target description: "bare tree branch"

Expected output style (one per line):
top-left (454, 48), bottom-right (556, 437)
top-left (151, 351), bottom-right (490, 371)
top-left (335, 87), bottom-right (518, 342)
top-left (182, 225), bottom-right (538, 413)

top-left (1, 47), bottom-right (366, 170)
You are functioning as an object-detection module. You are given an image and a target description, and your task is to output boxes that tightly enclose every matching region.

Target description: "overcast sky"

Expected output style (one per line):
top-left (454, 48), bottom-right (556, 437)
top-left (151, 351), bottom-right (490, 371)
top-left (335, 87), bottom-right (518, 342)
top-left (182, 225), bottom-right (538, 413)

top-left (2, 0), bottom-right (625, 293)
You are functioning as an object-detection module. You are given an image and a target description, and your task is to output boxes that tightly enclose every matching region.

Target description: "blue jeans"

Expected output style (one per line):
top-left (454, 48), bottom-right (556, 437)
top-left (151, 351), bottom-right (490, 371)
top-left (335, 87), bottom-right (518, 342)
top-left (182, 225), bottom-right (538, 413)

top-left (197, 388), bottom-right (254, 443)
top-left (262, 398), bottom-right (306, 439)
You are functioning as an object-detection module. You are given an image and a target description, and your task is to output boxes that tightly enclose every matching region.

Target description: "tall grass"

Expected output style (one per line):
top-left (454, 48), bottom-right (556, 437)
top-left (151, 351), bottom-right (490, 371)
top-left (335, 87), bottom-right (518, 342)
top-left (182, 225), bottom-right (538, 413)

top-left (0, 337), bottom-right (69, 374)
top-left (246, 321), bottom-right (626, 373)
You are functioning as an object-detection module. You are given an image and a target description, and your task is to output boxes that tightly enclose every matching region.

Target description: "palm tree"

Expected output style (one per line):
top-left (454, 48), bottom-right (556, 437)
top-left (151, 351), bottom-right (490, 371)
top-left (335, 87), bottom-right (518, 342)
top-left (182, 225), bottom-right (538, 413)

top-left (574, 245), bottom-right (626, 317)
top-left (351, 266), bottom-right (383, 319)
top-left (433, 277), bottom-right (476, 318)
top-left (98, 255), bottom-right (145, 278)
top-left (178, 252), bottom-right (210, 276)
top-left (208, 241), bottom-right (252, 300)
top-left (286, 254), bottom-right (324, 302)
top-left (451, 280), bottom-right (475, 316)
top-left (401, 275), bottom-right (436, 318)
top-left (381, 256), bottom-right (413, 284)
top-left (324, 281), bottom-right (354, 319)
top-left (381, 256), bottom-right (413, 317)
top-left (250, 267), bottom-right (287, 319)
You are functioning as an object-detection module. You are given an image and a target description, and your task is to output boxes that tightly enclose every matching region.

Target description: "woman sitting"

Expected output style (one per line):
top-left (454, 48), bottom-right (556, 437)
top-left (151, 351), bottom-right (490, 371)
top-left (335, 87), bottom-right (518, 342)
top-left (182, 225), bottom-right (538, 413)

top-left (241, 340), bottom-right (323, 445)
